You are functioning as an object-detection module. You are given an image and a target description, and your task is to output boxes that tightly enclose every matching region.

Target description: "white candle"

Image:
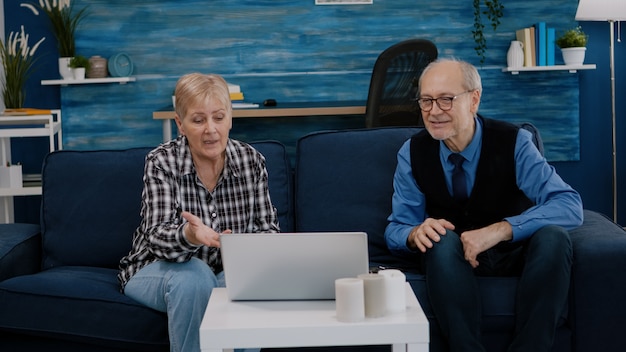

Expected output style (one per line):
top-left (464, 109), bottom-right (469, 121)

top-left (357, 273), bottom-right (387, 318)
top-left (335, 278), bottom-right (365, 322)
top-left (378, 269), bottom-right (406, 313)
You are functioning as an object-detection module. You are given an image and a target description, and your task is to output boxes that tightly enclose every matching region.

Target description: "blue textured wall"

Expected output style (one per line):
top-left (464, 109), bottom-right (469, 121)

top-left (13, 0), bottom-right (580, 160)
top-left (6, 0), bottom-right (626, 223)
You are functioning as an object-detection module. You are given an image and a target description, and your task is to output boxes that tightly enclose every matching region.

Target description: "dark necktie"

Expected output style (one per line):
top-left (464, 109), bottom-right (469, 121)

top-left (449, 153), bottom-right (468, 202)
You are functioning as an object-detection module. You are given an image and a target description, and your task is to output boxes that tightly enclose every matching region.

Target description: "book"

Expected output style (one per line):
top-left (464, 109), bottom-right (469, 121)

top-left (547, 27), bottom-right (556, 66)
top-left (535, 22), bottom-right (547, 66)
top-left (516, 27), bottom-right (534, 67)
top-left (232, 103), bottom-right (259, 109)
top-left (529, 26), bottom-right (537, 67)
top-left (3, 108), bottom-right (52, 116)
top-left (227, 83), bottom-right (240, 94)
top-left (230, 92), bottom-right (244, 101)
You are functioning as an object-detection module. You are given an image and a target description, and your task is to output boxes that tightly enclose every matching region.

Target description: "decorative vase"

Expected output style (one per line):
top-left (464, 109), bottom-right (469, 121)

top-left (561, 47), bottom-right (586, 66)
top-left (87, 55), bottom-right (108, 78)
top-left (58, 57), bottom-right (73, 80)
top-left (507, 40), bottom-right (524, 68)
top-left (72, 67), bottom-right (86, 80)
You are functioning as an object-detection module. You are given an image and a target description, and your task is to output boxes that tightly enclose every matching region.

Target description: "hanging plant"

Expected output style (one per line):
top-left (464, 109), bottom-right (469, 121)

top-left (472, 0), bottom-right (504, 64)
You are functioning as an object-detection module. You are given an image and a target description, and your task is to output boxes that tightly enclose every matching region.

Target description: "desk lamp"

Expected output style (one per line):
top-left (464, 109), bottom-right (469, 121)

top-left (576, 0), bottom-right (626, 222)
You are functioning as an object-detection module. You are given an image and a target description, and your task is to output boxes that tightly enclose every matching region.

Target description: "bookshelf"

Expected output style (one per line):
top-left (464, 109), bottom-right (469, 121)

top-left (502, 64), bottom-right (596, 74)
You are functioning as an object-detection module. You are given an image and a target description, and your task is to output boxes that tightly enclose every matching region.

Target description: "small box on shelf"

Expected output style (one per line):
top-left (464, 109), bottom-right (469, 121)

top-left (0, 164), bottom-right (23, 188)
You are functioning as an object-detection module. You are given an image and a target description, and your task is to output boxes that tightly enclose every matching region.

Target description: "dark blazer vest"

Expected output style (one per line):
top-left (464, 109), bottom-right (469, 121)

top-left (410, 117), bottom-right (534, 233)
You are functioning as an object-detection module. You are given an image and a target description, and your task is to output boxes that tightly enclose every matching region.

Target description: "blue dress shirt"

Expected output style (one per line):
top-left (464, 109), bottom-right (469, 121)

top-left (385, 117), bottom-right (584, 254)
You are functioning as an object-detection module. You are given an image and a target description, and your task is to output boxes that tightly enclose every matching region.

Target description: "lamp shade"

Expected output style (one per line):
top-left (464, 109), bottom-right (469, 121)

top-left (575, 0), bottom-right (626, 21)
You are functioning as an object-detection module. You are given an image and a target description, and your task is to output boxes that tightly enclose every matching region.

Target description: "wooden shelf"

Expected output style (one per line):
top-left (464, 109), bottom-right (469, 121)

top-left (502, 64), bottom-right (596, 74)
top-left (41, 77), bottom-right (135, 85)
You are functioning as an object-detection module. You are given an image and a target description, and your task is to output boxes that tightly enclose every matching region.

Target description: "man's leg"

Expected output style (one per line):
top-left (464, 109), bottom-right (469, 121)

top-left (508, 225), bottom-right (572, 352)
top-left (125, 258), bottom-right (222, 352)
top-left (425, 230), bottom-right (486, 352)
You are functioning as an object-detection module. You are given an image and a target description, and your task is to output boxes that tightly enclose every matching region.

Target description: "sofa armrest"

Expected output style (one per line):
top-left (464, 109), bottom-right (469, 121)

top-left (0, 223), bottom-right (41, 282)
top-left (569, 210), bottom-right (626, 351)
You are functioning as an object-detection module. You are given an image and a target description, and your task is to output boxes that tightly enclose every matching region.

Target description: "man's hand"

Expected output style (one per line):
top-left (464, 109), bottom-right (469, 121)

top-left (181, 211), bottom-right (232, 247)
top-left (407, 218), bottom-right (456, 253)
top-left (460, 221), bottom-right (513, 268)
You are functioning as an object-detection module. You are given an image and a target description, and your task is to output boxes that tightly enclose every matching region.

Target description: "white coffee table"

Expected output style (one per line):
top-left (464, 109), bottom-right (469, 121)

top-left (200, 283), bottom-right (429, 352)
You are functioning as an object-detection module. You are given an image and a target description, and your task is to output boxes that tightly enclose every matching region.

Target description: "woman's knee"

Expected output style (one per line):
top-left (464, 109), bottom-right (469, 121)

top-left (166, 258), bottom-right (218, 295)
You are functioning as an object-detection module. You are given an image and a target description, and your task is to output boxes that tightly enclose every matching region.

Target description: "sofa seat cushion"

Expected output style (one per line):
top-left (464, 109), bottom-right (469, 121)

top-left (0, 266), bottom-right (168, 349)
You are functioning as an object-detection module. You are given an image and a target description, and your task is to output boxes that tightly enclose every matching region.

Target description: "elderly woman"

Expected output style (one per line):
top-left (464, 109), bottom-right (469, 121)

top-left (118, 73), bottom-right (280, 352)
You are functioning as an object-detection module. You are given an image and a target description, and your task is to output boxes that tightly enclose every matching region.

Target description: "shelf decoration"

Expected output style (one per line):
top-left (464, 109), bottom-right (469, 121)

top-left (22, 0), bottom-right (89, 79)
top-left (0, 25), bottom-right (45, 109)
top-left (472, 0), bottom-right (504, 64)
top-left (0, 164), bottom-right (23, 189)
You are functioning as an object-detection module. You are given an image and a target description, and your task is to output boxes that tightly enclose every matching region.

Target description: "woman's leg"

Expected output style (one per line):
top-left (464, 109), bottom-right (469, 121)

top-left (125, 258), bottom-right (221, 352)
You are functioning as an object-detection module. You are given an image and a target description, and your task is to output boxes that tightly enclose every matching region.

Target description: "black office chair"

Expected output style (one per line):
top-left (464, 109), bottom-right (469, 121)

top-left (365, 39), bottom-right (438, 128)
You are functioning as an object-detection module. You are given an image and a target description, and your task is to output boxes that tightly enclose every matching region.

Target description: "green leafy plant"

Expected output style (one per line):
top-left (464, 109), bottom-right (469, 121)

top-left (69, 54), bottom-right (90, 69)
top-left (472, 0), bottom-right (504, 64)
top-left (0, 25), bottom-right (45, 108)
top-left (556, 26), bottom-right (588, 48)
top-left (38, 0), bottom-right (88, 57)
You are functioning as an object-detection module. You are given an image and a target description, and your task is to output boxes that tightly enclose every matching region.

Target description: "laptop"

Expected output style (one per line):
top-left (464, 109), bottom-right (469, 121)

top-left (220, 232), bottom-right (369, 301)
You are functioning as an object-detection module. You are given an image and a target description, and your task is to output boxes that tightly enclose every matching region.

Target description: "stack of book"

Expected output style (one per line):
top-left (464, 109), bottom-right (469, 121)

top-left (514, 22), bottom-right (556, 67)
top-left (228, 83), bottom-right (244, 101)
top-left (228, 83), bottom-right (259, 108)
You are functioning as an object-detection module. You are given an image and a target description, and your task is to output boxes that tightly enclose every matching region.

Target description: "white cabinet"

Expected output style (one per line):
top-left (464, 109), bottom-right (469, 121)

top-left (0, 110), bottom-right (62, 223)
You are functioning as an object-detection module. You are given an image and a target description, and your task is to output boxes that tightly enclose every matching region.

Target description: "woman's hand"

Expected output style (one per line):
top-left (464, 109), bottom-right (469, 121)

top-left (181, 211), bottom-right (231, 247)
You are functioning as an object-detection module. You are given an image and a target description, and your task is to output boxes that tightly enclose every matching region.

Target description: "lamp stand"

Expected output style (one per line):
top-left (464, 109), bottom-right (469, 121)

top-left (609, 20), bottom-right (618, 222)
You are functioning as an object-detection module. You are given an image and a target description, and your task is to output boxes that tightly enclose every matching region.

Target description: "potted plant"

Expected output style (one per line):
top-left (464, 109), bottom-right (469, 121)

top-left (38, 0), bottom-right (89, 79)
top-left (556, 26), bottom-right (588, 66)
top-left (0, 25), bottom-right (45, 109)
top-left (69, 55), bottom-right (90, 80)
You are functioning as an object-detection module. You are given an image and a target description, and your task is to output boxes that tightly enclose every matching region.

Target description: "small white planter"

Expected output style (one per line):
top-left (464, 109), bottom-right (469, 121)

top-left (0, 165), bottom-right (23, 188)
top-left (58, 57), bottom-right (73, 80)
top-left (72, 67), bottom-right (86, 80)
top-left (561, 47), bottom-right (586, 66)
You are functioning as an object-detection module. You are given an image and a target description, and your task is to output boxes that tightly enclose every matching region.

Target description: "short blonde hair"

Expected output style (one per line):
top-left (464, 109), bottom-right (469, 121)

top-left (174, 73), bottom-right (232, 118)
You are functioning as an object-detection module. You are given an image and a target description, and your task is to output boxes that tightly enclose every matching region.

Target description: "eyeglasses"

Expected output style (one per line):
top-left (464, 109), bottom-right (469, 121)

top-left (415, 90), bottom-right (474, 112)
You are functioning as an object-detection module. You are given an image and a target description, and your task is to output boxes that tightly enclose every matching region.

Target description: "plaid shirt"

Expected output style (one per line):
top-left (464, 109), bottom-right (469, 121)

top-left (118, 136), bottom-right (279, 290)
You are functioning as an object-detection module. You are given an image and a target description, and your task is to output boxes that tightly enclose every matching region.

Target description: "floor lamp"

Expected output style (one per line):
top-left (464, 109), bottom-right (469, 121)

top-left (576, 0), bottom-right (626, 222)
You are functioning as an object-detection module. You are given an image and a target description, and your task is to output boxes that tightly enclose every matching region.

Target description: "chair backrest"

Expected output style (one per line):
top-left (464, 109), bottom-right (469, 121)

top-left (365, 39), bottom-right (438, 128)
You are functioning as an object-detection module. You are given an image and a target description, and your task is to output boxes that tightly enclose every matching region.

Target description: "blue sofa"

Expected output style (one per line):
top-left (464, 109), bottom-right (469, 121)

top-left (1, 127), bottom-right (625, 352)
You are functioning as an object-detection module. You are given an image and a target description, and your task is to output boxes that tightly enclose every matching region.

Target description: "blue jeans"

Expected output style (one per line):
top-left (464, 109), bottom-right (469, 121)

top-left (125, 258), bottom-right (223, 352)
top-left (424, 225), bottom-right (572, 352)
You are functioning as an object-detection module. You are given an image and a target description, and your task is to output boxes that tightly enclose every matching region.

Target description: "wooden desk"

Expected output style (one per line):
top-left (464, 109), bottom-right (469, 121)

top-left (153, 101), bottom-right (366, 142)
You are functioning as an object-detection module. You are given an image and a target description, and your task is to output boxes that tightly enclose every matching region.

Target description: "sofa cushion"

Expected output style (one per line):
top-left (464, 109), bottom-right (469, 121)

top-left (0, 223), bottom-right (41, 281)
top-left (250, 141), bottom-right (294, 233)
top-left (295, 127), bottom-right (421, 269)
top-left (569, 209), bottom-right (626, 351)
top-left (0, 266), bottom-right (168, 350)
top-left (40, 148), bottom-right (153, 270)
top-left (40, 142), bottom-right (293, 270)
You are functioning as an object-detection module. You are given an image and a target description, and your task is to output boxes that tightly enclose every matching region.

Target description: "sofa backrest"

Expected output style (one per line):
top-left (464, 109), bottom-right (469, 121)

top-left (40, 141), bottom-right (293, 270)
top-left (295, 127), bottom-right (421, 269)
top-left (294, 124), bottom-right (544, 270)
